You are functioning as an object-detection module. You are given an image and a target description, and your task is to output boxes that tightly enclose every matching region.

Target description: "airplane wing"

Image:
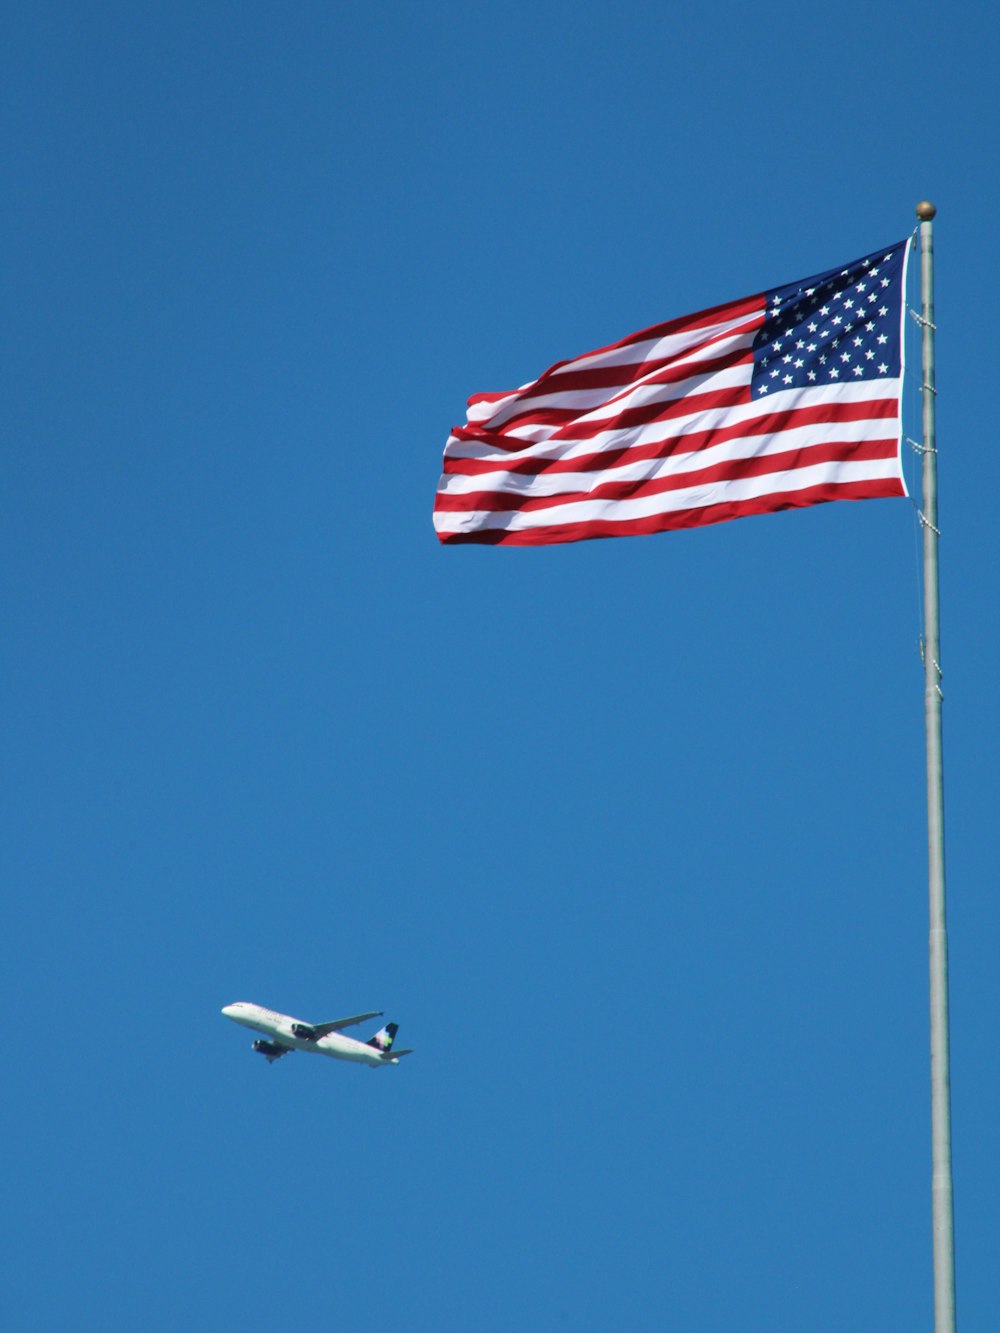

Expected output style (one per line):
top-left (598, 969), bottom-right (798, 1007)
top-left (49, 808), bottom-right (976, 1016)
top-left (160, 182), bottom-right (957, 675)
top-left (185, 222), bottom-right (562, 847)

top-left (310, 1011), bottom-right (384, 1038)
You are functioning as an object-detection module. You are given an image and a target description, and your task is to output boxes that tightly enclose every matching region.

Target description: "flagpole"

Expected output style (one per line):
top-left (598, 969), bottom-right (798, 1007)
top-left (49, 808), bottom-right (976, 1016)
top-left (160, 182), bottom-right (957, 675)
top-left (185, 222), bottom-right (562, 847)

top-left (916, 199), bottom-right (956, 1333)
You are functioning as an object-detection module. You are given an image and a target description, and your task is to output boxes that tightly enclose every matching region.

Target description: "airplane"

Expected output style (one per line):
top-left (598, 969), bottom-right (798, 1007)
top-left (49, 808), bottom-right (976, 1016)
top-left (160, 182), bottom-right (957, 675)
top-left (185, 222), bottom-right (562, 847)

top-left (221, 1001), bottom-right (413, 1067)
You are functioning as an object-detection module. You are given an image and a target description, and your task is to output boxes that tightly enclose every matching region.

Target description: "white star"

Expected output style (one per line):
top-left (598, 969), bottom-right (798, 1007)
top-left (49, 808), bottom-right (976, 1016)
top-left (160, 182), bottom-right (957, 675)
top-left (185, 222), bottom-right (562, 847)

top-left (808, 322), bottom-right (818, 333)
top-left (881, 277), bottom-right (890, 288)
top-left (794, 358), bottom-right (804, 368)
top-left (758, 384), bottom-right (769, 394)
top-left (853, 336), bottom-right (863, 347)
top-left (878, 363), bottom-right (888, 374)
top-left (865, 321), bottom-right (875, 332)
top-left (843, 299), bottom-right (855, 310)
top-left (856, 281), bottom-right (867, 293)
top-left (840, 351), bottom-right (851, 362)
top-left (783, 374), bottom-right (793, 384)
top-left (807, 342), bottom-right (817, 352)
top-left (829, 367), bottom-right (840, 378)
top-left (865, 349), bottom-right (875, 360)
top-left (807, 370), bottom-right (817, 381)
top-left (819, 305), bottom-right (830, 316)
top-left (852, 366), bottom-right (863, 376)
top-left (877, 333), bottom-right (888, 344)
top-left (878, 305), bottom-right (888, 316)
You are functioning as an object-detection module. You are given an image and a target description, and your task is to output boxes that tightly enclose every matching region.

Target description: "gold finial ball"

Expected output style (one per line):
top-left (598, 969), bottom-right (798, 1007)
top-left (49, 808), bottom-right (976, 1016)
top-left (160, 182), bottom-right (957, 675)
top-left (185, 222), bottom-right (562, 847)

top-left (916, 200), bottom-right (937, 220)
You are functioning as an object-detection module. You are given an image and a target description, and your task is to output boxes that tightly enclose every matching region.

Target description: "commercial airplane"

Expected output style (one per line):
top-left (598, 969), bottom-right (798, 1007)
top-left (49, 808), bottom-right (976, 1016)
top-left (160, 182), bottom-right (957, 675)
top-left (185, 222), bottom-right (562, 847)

top-left (221, 1001), bottom-right (413, 1067)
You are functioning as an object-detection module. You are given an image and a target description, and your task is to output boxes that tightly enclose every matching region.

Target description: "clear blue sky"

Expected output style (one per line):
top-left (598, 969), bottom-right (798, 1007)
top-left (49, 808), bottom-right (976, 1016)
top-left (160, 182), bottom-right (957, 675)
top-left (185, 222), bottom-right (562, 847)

top-left (4, 4), bottom-right (998, 1330)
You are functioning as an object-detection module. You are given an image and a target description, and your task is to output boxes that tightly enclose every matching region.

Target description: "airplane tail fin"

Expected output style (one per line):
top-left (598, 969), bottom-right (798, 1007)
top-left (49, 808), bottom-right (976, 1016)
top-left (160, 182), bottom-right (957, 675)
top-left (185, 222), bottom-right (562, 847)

top-left (366, 1022), bottom-right (399, 1054)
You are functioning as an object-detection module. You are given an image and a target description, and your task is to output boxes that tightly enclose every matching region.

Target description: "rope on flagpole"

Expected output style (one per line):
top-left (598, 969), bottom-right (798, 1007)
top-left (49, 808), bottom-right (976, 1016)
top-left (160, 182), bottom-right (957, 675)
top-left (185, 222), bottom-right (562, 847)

top-left (909, 307), bottom-right (938, 332)
top-left (904, 249), bottom-right (931, 670)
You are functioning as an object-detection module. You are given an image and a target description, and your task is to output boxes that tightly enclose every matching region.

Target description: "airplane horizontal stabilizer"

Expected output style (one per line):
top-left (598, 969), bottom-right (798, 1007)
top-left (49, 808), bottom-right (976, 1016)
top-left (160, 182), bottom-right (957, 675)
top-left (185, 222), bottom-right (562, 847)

top-left (384, 1048), bottom-right (414, 1059)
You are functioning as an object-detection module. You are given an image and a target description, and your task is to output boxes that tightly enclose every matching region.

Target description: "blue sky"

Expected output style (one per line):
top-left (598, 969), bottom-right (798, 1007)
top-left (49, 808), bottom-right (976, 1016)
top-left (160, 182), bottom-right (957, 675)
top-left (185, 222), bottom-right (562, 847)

top-left (3, 4), bottom-right (998, 1329)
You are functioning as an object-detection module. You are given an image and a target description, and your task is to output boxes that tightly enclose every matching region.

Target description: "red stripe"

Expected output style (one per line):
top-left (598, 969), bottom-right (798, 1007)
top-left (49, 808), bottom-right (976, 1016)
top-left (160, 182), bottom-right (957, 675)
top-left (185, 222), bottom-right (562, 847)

top-left (486, 316), bottom-right (762, 403)
top-left (492, 348), bottom-right (740, 398)
top-left (481, 345), bottom-right (757, 434)
top-left (436, 479), bottom-right (906, 545)
top-left (446, 397), bottom-right (900, 479)
top-left (465, 295), bottom-right (765, 410)
top-left (458, 384), bottom-right (755, 445)
top-left (435, 438), bottom-right (902, 515)
top-left (603, 292), bottom-right (764, 348)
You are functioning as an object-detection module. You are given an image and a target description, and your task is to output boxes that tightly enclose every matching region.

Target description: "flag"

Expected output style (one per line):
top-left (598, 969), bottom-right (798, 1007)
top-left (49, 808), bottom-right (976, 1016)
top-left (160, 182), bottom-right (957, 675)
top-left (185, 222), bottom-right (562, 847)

top-left (433, 240), bottom-right (911, 546)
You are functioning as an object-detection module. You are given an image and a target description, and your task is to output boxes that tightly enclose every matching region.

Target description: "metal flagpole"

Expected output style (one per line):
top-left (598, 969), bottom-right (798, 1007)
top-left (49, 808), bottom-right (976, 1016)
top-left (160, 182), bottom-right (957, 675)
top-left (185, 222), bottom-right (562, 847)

top-left (915, 199), bottom-right (956, 1333)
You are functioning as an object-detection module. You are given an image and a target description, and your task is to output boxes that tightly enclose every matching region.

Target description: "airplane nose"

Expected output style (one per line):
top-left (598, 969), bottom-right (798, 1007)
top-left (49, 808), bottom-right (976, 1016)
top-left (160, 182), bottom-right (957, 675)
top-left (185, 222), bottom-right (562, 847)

top-left (221, 1003), bottom-right (239, 1019)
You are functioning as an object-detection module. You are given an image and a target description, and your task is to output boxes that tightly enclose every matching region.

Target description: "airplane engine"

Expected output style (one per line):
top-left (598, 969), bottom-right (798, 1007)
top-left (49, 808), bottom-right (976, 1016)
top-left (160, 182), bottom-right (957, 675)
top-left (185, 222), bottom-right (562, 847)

top-left (252, 1040), bottom-right (287, 1060)
top-left (291, 1023), bottom-right (317, 1041)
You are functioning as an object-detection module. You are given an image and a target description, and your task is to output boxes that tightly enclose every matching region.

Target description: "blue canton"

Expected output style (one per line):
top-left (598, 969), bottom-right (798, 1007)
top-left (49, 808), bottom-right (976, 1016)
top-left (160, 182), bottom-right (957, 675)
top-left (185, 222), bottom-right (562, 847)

top-left (750, 242), bottom-right (907, 398)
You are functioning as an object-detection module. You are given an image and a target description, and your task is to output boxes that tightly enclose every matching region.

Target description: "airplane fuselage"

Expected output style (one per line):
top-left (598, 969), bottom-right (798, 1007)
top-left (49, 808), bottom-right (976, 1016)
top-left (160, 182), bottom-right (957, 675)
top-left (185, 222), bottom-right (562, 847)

top-left (221, 1002), bottom-right (400, 1066)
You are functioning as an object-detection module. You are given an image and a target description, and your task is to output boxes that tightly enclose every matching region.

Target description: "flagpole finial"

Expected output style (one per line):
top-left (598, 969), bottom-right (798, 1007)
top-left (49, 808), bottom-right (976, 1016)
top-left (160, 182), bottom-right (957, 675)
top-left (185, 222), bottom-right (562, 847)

top-left (916, 200), bottom-right (937, 221)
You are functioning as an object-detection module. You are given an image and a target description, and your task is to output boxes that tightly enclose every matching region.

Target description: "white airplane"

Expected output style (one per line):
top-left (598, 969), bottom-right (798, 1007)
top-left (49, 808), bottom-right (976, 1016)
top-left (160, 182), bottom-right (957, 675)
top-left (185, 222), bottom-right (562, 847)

top-left (221, 1001), bottom-right (413, 1067)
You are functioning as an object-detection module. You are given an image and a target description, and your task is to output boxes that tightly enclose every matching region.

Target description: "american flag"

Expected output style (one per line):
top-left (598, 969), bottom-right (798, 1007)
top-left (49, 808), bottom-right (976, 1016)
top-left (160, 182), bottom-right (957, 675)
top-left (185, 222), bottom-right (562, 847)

top-left (434, 240), bottom-right (911, 546)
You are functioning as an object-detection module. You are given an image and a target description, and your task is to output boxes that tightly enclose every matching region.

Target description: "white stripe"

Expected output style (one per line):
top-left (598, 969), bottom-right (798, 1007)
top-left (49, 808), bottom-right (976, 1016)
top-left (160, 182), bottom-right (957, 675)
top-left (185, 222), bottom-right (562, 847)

top-left (447, 378), bottom-right (902, 465)
top-left (463, 314), bottom-right (762, 427)
top-left (552, 308), bottom-right (762, 374)
top-left (492, 365), bottom-right (755, 444)
top-left (438, 416), bottom-right (900, 499)
top-left (462, 310), bottom-right (762, 425)
top-left (466, 388), bottom-right (531, 423)
top-left (434, 457), bottom-right (903, 536)
top-left (472, 329), bottom-right (759, 431)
